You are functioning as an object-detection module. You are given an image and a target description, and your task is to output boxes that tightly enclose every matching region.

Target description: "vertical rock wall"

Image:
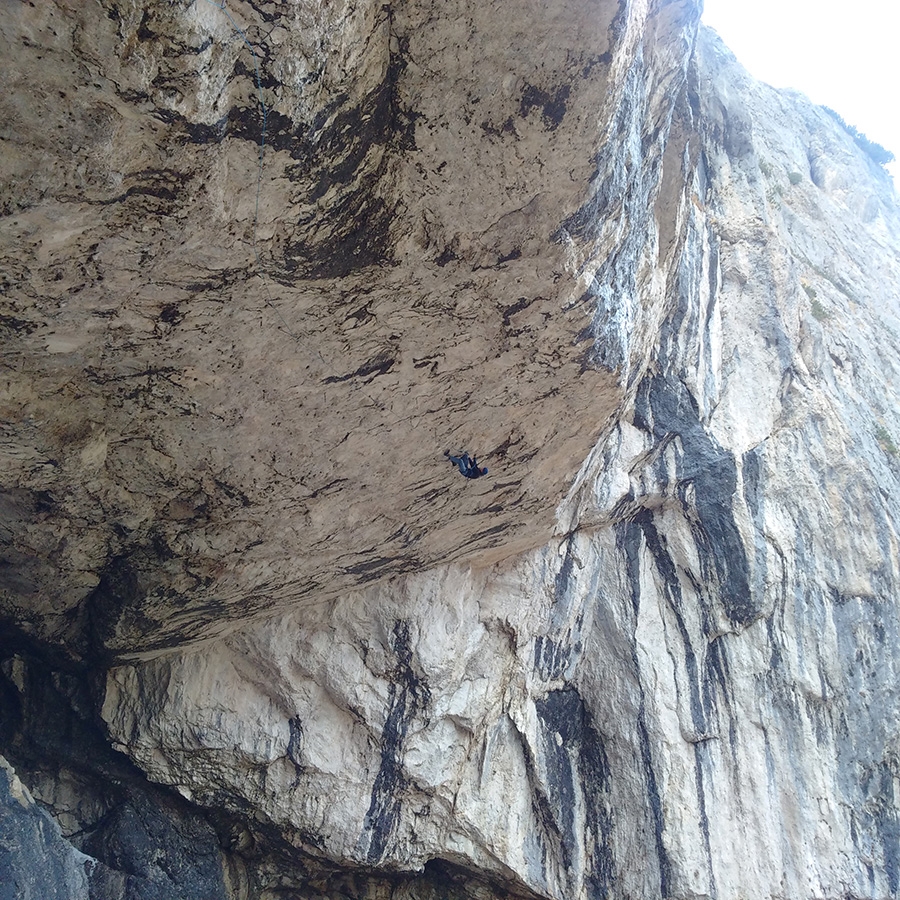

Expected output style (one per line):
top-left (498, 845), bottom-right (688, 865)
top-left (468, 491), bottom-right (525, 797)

top-left (3, 5), bottom-right (900, 900)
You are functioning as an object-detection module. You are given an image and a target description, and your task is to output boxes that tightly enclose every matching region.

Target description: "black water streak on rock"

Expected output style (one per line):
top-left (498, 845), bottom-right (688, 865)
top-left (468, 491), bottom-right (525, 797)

top-left (304, 93), bottom-right (388, 200)
top-left (879, 806), bottom-right (900, 895)
top-left (533, 636), bottom-right (575, 683)
top-left (705, 638), bottom-right (738, 764)
top-left (555, 57), bottom-right (665, 372)
top-left (831, 589), bottom-right (900, 895)
top-left (635, 479), bottom-right (741, 769)
top-left (497, 247), bottom-right (522, 264)
top-left (0, 314), bottom-right (40, 334)
top-left (519, 83), bottom-right (571, 131)
top-left (343, 302), bottom-right (376, 326)
top-left (158, 302), bottom-right (184, 326)
top-left (342, 555), bottom-right (422, 579)
top-left (636, 711), bottom-right (670, 898)
top-left (385, 525), bottom-right (423, 549)
top-left (175, 56), bottom-right (406, 279)
top-left (635, 509), bottom-right (708, 736)
top-left (535, 688), bottom-right (614, 898)
top-left (288, 193), bottom-right (396, 278)
top-left (277, 22), bottom-right (420, 278)
top-left (554, 53), bottom-right (651, 243)
top-left (636, 374), bottom-right (758, 627)
top-left (742, 446), bottom-right (768, 605)
top-left (691, 743), bottom-right (718, 898)
top-left (435, 247), bottom-right (459, 266)
top-left (858, 761), bottom-right (900, 895)
top-left (480, 116), bottom-right (517, 140)
top-left (470, 523), bottom-right (507, 542)
top-left (580, 51), bottom-right (613, 78)
top-left (511, 718), bottom-right (567, 880)
top-left (94, 168), bottom-right (194, 215)
top-left (501, 295), bottom-right (539, 326)
top-left (532, 543), bottom-right (586, 681)
top-left (359, 621), bottom-right (428, 864)
top-left (554, 545), bottom-right (577, 604)
top-left (303, 478), bottom-right (349, 500)
top-left (322, 351), bottom-right (396, 384)
top-left (287, 716), bottom-right (304, 776)
top-left (657, 216), bottom-right (704, 369)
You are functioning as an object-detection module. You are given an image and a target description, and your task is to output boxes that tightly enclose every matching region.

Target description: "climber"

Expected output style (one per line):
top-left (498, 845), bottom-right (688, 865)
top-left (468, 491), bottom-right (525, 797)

top-left (445, 450), bottom-right (488, 479)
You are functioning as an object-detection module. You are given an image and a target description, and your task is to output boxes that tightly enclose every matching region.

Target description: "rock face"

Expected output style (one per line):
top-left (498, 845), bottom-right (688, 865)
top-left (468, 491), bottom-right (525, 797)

top-left (0, 0), bottom-right (696, 659)
top-left (3, 2), bottom-right (900, 900)
top-left (0, 754), bottom-right (92, 900)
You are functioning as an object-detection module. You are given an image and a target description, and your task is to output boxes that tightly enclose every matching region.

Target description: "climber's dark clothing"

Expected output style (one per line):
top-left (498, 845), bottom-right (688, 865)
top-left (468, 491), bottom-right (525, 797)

top-left (446, 452), bottom-right (488, 479)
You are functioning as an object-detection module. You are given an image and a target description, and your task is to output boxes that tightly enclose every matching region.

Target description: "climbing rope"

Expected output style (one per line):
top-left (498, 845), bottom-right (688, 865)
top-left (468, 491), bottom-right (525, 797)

top-left (202, 0), bottom-right (298, 339)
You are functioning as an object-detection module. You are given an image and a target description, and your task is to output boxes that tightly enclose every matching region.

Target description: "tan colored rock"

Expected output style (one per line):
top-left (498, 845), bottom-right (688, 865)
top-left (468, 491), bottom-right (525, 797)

top-left (5, 4), bottom-right (900, 900)
top-left (101, 25), bottom-right (900, 900)
top-left (1, 0), bottom-right (697, 659)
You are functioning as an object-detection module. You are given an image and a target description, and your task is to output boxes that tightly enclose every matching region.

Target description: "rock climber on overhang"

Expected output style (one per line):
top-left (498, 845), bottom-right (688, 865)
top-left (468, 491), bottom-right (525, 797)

top-left (445, 450), bottom-right (488, 479)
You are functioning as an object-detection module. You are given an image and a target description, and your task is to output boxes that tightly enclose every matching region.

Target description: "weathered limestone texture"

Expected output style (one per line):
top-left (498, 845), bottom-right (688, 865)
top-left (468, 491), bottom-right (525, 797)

top-left (0, 655), bottom-right (230, 899)
top-left (1, 0), bottom-right (697, 659)
top-left (2, 1), bottom-right (900, 899)
top-left (100, 25), bottom-right (900, 900)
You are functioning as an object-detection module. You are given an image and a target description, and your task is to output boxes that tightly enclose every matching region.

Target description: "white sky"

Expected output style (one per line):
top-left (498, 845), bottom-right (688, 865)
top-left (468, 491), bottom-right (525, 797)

top-left (701, 0), bottom-right (900, 175)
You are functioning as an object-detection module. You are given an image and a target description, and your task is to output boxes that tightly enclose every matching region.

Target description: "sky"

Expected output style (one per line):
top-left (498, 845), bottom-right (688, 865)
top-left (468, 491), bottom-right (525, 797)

top-left (701, 0), bottom-right (900, 175)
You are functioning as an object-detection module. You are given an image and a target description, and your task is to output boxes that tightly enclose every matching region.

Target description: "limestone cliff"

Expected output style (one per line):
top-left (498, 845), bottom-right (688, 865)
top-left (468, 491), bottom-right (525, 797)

top-left (2, 2), bottom-right (900, 899)
top-left (2, 0), bottom-right (691, 659)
